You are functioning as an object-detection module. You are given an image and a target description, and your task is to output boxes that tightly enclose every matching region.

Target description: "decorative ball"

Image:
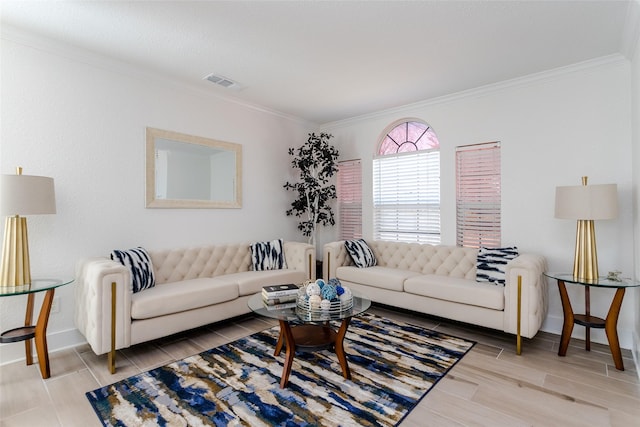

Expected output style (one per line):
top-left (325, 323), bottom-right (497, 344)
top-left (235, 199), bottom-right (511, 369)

top-left (321, 284), bottom-right (337, 301)
top-left (335, 285), bottom-right (345, 296)
top-left (328, 278), bottom-right (341, 287)
top-left (320, 299), bottom-right (331, 310)
top-left (315, 279), bottom-right (325, 289)
top-left (306, 282), bottom-right (321, 296)
top-left (309, 294), bottom-right (322, 309)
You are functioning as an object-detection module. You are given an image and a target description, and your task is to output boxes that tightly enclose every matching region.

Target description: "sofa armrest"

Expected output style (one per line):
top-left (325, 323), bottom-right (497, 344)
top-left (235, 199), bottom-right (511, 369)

top-left (323, 241), bottom-right (354, 281)
top-left (283, 241), bottom-right (315, 281)
top-left (503, 253), bottom-right (548, 338)
top-left (74, 257), bottom-right (133, 355)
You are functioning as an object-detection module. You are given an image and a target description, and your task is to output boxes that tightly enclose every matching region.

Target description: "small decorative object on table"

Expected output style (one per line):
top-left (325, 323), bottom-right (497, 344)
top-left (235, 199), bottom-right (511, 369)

top-left (262, 283), bottom-right (299, 306)
top-left (297, 278), bottom-right (353, 313)
top-left (607, 271), bottom-right (622, 282)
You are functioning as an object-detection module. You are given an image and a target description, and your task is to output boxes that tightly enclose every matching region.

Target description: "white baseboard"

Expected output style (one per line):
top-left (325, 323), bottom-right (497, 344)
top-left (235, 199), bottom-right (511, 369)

top-left (0, 327), bottom-right (86, 366)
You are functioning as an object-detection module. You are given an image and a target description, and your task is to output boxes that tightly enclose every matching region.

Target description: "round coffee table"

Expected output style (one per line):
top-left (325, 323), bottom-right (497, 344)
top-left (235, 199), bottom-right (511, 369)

top-left (248, 291), bottom-right (371, 388)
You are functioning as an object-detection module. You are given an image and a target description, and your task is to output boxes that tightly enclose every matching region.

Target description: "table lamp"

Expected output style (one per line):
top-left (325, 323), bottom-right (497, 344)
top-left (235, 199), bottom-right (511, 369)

top-left (0, 167), bottom-right (56, 286)
top-left (554, 176), bottom-right (617, 282)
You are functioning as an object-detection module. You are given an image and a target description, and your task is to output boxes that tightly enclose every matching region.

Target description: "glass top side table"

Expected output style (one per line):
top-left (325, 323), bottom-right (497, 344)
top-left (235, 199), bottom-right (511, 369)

top-left (0, 278), bottom-right (74, 378)
top-left (543, 272), bottom-right (639, 370)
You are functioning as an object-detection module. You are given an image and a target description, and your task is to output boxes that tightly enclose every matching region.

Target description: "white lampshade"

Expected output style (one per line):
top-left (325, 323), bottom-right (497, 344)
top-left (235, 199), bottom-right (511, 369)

top-left (0, 174), bottom-right (56, 216)
top-left (555, 183), bottom-right (617, 220)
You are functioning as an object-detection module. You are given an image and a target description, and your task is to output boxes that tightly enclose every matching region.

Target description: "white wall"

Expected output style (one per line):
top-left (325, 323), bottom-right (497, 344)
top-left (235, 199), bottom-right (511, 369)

top-left (321, 56), bottom-right (636, 349)
top-left (1, 26), bottom-right (637, 366)
top-left (0, 31), bottom-right (313, 364)
top-left (631, 1), bottom-right (640, 373)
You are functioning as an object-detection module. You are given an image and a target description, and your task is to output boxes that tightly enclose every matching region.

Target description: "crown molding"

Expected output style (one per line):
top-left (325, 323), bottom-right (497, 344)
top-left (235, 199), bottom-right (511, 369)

top-left (0, 24), bottom-right (316, 128)
top-left (321, 54), bottom-right (628, 130)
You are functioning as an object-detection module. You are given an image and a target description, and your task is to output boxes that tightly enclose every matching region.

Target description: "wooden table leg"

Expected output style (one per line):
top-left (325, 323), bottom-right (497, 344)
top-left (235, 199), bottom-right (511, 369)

top-left (605, 288), bottom-right (625, 370)
top-left (335, 317), bottom-right (352, 379)
top-left (584, 286), bottom-right (591, 351)
top-left (278, 320), bottom-right (296, 388)
top-left (24, 293), bottom-right (35, 366)
top-left (557, 280), bottom-right (574, 357)
top-left (34, 289), bottom-right (55, 379)
top-left (274, 326), bottom-right (284, 356)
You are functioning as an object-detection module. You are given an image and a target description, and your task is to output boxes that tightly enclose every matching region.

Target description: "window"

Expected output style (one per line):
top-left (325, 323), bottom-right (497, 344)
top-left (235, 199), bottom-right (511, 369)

top-left (337, 159), bottom-right (362, 240)
top-left (373, 120), bottom-right (440, 243)
top-left (455, 142), bottom-right (501, 248)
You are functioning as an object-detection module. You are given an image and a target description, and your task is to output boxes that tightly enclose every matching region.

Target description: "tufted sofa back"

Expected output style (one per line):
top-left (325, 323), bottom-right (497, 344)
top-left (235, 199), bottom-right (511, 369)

top-left (369, 241), bottom-right (478, 279)
top-left (148, 241), bottom-right (314, 285)
top-left (150, 244), bottom-right (252, 284)
top-left (323, 240), bottom-right (478, 279)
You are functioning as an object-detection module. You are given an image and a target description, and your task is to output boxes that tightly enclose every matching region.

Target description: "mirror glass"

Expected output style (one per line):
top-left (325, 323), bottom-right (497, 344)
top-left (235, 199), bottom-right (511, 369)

top-left (146, 127), bottom-right (242, 208)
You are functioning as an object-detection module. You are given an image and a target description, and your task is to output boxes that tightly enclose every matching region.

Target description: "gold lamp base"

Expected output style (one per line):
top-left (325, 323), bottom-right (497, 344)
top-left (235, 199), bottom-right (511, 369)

top-left (573, 219), bottom-right (598, 282)
top-left (0, 215), bottom-right (31, 287)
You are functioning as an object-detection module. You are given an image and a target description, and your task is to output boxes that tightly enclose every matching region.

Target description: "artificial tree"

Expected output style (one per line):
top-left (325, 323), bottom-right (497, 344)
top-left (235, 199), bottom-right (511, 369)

top-left (284, 132), bottom-right (339, 246)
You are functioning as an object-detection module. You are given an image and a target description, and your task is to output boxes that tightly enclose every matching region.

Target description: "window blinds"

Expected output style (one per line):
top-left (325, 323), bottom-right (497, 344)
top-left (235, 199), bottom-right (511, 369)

top-left (337, 159), bottom-right (362, 240)
top-left (373, 150), bottom-right (440, 244)
top-left (455, 142), bottom-right (501, 248)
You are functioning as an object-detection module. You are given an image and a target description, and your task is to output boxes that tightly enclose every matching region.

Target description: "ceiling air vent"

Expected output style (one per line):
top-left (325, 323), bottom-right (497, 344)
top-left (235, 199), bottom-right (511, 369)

top-left (203, 73), bottom-right (239, 89)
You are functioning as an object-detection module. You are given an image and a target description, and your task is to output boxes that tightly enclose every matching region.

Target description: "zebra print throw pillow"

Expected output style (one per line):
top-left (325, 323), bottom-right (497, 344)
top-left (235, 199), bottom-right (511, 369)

top-left (110, 247), bottom-right (156, 293)
top-left (251, 239), bottom-right (288, 271)
top-left (476, 246), bottom-right (519, 286)
top-left (344, 239), bottom-right (377, 268)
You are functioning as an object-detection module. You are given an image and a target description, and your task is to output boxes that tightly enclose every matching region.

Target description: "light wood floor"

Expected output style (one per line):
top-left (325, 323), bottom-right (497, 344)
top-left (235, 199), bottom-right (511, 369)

top-left (1, 305), bottom-right (638, 426)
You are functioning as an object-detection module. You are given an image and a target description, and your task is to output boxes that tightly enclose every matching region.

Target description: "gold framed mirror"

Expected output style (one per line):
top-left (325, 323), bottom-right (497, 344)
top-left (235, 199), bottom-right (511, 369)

top-left (145, 127), bottom-right (242, 208)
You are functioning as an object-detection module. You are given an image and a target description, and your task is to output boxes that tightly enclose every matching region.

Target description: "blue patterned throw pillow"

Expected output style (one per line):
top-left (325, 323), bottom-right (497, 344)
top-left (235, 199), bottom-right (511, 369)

top-left (110, 247), bottom-right (156, 293)
top-left (251, 239), bottom-right (287, 271)
top-left (476, 246), bottom-right (519, 286)
top-left (344, 239), bottom-right (377, 268)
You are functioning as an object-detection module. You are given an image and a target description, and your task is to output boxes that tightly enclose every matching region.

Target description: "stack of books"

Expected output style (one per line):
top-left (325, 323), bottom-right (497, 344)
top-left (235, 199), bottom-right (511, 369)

top-left (262, 284), bottom-right (299, 307)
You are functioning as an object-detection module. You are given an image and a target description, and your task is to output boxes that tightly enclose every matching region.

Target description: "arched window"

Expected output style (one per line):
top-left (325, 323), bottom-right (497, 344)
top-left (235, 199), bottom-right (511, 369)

top-left (378, 121), bottom-right (439, 154)
top-left (373, 120), bottom-right (441, 243)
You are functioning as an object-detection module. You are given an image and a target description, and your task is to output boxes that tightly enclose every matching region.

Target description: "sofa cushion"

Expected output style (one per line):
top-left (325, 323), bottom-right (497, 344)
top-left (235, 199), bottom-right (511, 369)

top-left (404, 275), bottom-right (504, 310)
top-left (222, 269), bottom-right (308, 296)
top-left (131, 278), bottom-right (239, 320)
top-left (251, 239), bottom-right (287, 271)
top-left (336, 266), bottom-right (421, 292)
top-left (344, 239), bottom-right (377, 268)
top-left (476, 246), bottom-right (518, 286)
top-left (110, 247), bottom-right (155, 293)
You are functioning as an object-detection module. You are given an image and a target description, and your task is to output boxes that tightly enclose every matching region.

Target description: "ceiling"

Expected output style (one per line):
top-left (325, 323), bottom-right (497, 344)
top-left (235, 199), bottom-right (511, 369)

top-left (1, 1), bottom-right (637, 125)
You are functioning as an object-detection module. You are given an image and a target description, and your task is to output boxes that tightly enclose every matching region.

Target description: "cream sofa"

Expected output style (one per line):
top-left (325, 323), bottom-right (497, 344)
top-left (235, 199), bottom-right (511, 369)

top-left (75, 241), bottom-right (314, 369)
top-left (323, 240), bottom-right (547, 340)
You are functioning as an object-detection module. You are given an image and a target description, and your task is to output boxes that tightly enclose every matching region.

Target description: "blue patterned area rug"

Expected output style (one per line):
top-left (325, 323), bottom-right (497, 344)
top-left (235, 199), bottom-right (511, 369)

top-left (87, 313), bottom-right (474, 426)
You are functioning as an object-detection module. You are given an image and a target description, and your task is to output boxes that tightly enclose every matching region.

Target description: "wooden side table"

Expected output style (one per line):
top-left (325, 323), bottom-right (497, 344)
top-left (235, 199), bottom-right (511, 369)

top-left (0, 278), bottom-right (73, 378)
top-left (544, 273), bottom-right (639, 371)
